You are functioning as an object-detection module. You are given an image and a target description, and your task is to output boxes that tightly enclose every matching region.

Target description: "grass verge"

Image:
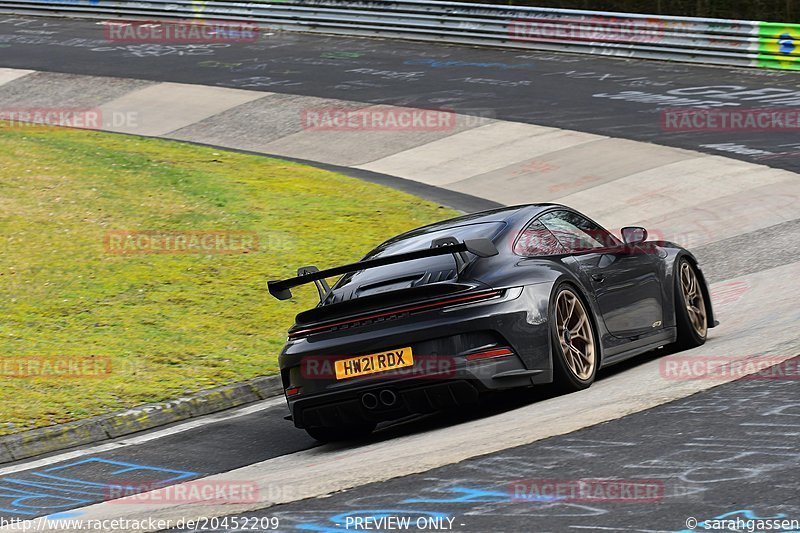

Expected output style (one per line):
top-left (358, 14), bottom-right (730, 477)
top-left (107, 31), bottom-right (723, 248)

top-left (0, 123), bottom-right (458, 435)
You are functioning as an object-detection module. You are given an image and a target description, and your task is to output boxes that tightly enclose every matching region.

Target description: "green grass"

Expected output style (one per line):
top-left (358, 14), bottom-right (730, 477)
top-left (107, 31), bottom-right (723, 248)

top-left (0, 123), bottom-right (458, 435)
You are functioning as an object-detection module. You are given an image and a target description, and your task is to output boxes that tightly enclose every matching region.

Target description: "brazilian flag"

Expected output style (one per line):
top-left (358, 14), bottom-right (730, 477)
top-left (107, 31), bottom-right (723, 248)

top-left (758, 22), bottom-right (800, 70)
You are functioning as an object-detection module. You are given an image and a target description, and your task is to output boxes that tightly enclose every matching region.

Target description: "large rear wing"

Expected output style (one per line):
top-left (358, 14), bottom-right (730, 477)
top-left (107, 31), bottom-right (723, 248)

top-left (267, 237), bottom-right (498, 301)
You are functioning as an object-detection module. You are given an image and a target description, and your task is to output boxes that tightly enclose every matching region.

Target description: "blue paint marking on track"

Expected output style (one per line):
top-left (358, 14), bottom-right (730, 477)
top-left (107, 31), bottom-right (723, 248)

top-left (45, 510), bottom-right (85, 519)
top-left (403, 485), bottom-right (560, 504)
top-left (0, 485), bottom-right (91, 515)
top-left (402, 486), bottom-right (511, 504)
top-left (33, 457), bottom-right (197, 487)
top-left (0, 457), bottom-right (198, 516)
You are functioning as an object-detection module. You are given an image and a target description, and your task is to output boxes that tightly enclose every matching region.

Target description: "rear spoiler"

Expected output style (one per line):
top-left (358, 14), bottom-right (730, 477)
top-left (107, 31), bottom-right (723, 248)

top-left (267, 237), bottom-right (498, 301)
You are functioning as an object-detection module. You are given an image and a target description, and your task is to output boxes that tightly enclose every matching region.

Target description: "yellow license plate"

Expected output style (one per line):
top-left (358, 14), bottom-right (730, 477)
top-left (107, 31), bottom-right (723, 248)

top-left (334, 347), bottom-right (414, 380)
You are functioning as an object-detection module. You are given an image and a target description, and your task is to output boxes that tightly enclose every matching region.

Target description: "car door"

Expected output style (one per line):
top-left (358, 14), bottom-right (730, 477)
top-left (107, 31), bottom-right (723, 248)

top-left (539, 210), bottom-right (664, 339)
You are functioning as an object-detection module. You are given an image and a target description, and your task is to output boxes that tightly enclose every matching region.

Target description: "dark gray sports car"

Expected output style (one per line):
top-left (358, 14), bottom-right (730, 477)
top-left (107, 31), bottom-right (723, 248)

top-left (269, 204), bottom-right (716, 442)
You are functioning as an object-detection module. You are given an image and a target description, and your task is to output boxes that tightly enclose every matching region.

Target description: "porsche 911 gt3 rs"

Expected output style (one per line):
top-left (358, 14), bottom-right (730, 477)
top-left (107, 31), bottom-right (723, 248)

top-left (268, 204), bottom-right (716, 442)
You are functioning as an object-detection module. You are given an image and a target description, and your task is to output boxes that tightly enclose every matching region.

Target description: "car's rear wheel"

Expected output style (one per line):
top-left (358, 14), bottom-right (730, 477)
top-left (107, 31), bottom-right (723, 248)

top-left (304, 422), bottom-right (376, 443)
top-left (674, 259), bottom-right (708, 349)
top-left (550, 284), bottom-right (598, 392)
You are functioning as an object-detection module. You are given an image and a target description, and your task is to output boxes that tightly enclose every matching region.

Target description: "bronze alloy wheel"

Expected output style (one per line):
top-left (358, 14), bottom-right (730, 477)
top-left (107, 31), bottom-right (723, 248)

top-left (680, 261), bottom-right (708, 338)
top-left (555, 289), bottom-right (596, 381)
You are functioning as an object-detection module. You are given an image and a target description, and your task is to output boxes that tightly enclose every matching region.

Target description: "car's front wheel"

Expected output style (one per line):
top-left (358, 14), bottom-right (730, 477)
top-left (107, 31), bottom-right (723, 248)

top-left (550, 284), bottom-right (598, 392)
top-left (304, 422), bottom-right (376, 443)
top-left (674, 258), bottom-right (708, 349)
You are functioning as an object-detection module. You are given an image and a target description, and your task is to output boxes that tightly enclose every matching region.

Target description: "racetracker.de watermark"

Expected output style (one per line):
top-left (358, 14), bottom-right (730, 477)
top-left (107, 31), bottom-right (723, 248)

top-left (104, 230), bottom-right (259, 255)
top-left (660, 355), bottom-right (800, 381)
top-left (300, 108), bottom-right (457, 132)
top-left (106, 480), bottom-right (262, 504)
top-left (0, 108), bottom-right (138, 129)
top-left (0, 356), bottom-right (112, 379)
top-left (510, 479), bottom-right (664, 503)
top-left (103, 20), bottom-right (260, 43)
top-left (662, 108), bottom-right (800, 132)
top-left (508, 17), bottom-right (665, 44)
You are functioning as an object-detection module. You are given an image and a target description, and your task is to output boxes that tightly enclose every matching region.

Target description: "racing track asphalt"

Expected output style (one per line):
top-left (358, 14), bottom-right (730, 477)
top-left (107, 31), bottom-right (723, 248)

top-left (0, 16), bottom-right (799, 173)
top-left (179, 356), bottom-right (800, 533)
top-left (0, 15), bottom-right (799, 533)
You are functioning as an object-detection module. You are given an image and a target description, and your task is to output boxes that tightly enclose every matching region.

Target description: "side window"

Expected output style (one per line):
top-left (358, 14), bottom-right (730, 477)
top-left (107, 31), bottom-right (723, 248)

top-left (514, 220), bottom-right (565, 256)
top-left (539, 211), bottom-right (618, 252)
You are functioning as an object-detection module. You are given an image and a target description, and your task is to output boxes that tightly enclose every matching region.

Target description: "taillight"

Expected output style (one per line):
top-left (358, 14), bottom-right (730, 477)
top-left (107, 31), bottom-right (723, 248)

top-left (288, 289), bottom-right (503, 339)
top-left (465, 347), bottom-right (514, 362)
top-left (285, 386), bottom-right (302, 397)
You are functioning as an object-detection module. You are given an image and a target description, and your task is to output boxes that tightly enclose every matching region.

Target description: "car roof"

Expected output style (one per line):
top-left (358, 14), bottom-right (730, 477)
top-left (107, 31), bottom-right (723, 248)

top-left (325, 204), bottom-right (568, 305)
top-left (387, 203), bottom-right (562, 240)
top-left (360, 203), bottom-right (569, 262)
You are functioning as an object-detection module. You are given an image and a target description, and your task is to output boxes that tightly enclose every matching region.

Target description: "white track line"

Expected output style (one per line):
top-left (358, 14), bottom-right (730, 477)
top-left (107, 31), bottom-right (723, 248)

top-left (0, 396), bottom-right (286, 476)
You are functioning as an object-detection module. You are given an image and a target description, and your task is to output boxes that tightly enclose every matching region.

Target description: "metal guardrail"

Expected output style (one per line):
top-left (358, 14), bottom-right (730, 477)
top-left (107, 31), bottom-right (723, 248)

top-left (0, 0), bottom-right (798, 70)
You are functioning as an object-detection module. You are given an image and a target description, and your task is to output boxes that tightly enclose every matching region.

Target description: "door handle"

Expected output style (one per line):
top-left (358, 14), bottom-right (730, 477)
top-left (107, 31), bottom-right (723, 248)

top-left (591, 274), bottom-right (605, 283)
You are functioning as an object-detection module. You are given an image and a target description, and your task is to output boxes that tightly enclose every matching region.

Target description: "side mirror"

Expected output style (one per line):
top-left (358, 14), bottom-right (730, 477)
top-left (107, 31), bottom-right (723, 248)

top-left (621, 226), bottom-right (648, 245)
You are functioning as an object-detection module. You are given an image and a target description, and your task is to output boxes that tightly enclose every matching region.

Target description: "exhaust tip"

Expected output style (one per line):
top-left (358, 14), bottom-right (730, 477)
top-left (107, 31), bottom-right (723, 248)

top-left (379, 389), bottom-right (397, 407)
top-left (361, 392), bottom-right (379, 410)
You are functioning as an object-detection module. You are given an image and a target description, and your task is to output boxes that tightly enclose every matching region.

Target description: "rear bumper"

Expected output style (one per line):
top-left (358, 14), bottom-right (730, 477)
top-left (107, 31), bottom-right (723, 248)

top-left (278, 286), bottom-right (555, 428)
top-left (290, 353), bottom-right (535, 428)
top-left (295, 380), bottom-right (481, 429)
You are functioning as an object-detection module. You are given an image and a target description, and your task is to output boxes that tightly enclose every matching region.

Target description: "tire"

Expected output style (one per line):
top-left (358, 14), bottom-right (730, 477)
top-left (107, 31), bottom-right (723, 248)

top-left (674, 258), bottom-right (708, 350)
top-left (549, 283), bottom-right (598, 392)
top-left (304, 422), bottom-right (376, 443)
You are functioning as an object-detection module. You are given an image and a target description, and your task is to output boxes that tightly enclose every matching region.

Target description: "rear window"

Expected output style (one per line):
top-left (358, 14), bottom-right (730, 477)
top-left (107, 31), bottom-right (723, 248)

top-left (325, 221), bottom-right (507, 301)
top-left (365, 222), bottom-right (507, 259)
